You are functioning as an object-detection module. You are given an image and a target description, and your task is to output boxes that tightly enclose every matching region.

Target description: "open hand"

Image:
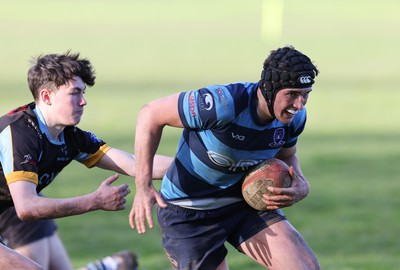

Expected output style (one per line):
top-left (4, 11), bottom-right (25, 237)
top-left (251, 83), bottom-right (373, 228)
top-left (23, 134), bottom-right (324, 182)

top-left (94, 174), bottom-right (131, 211)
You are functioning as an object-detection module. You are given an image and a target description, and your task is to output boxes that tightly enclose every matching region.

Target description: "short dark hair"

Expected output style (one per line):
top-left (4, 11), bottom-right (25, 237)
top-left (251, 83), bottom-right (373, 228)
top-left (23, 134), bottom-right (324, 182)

top-left (27, 51), bottom-right (96, 100)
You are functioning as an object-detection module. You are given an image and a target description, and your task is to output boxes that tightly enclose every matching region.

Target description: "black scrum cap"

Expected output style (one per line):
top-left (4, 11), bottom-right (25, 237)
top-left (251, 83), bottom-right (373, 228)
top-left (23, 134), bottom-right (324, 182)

top-left (259, 46), bottom-right (319, 118)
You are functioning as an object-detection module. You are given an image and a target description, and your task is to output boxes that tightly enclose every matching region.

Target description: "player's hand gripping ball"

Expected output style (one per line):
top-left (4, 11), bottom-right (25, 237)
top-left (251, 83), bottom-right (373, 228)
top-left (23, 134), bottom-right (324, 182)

top-left (242, 158), bottom-right (292, 210)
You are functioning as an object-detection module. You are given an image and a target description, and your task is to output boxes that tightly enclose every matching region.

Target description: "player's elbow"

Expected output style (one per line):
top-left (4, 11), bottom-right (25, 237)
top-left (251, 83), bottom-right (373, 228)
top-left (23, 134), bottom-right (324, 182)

top-left (14, 205), bottom-right (38, 221)
top-left (138, 103), bottom-right (152, 118)
top-left (15, 210), bottom-right (32, 221)
top-left (138, 102), bottom-right (163, 126)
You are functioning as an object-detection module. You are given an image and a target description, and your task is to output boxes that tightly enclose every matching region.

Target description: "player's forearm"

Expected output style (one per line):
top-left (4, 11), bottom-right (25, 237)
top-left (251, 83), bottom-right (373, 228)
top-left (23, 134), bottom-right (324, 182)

top-left (134, 146), bottom-right (157, 188)
top-left (134, 104), bottom-right (164, 186)
top-left (96, 148), bottom-right (171, 179)
top-left (152, 155), bottom-right (173, 179)
top-left (275, 147), bottom-right (310, 200)
top-left (15, 193), bottom-right (99, 221)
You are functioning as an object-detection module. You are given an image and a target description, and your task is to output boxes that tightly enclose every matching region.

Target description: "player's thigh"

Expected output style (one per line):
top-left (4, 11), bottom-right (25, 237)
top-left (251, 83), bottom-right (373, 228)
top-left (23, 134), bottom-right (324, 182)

top-left (16, 233), bottom-right (73, 270)
top-left (0, 244), bottom-right (43, 270)
top-left (48, 232), bottom-right (73, 270)
top-left (238, 220), bottom-right (320, 270)
top-left (0, 207), bottom-right (57, 249)
top-left (15, 237), bottom-right (51, 269)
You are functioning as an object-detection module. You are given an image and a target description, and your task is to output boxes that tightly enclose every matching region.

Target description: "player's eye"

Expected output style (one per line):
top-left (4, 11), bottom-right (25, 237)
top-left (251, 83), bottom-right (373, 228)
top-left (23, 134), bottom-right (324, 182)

top-left (71, 89), bottom-right (85, 95)
top-left (287, 92), bottom-right (298, 99)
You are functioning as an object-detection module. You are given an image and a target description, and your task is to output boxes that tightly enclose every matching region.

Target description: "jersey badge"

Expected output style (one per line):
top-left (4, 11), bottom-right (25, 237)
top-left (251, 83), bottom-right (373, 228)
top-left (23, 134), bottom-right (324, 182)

top-left (269, 127), bottom-right (286, 147)
top-left (21, 154), bottom-right (36, 166)
top-left (199, 92), bottom-right (214, 111)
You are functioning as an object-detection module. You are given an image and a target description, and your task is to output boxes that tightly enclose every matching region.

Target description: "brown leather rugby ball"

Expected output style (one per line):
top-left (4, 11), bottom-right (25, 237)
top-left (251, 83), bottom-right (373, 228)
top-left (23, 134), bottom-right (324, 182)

top-left (242, 158), bottom-right (292, 210)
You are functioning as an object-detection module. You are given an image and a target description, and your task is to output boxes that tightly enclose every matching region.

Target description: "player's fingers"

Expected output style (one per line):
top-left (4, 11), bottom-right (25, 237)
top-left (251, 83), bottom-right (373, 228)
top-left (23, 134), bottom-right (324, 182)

top-left (155, 192), bottom-right (168, 208)
top-left (145, 207), bottom-right (154, 230)
top-left (134, 214), bottom-right (144, 233)
top-left (122, 188), bottom-right (131, 197)
top-left (104, 173), bottom-right (119, 185)
top-left (289, 166), bottom-right (296, 179)
top-left (135, 205), bottom-right (151, 234)
top-left (264, 192), bottom-right (285, 200)
top-left (119, 197), bottom-right (127, 209)
top-left (267, 186), bottom-right (287, 195)
top-left (129, 206), bottom-right (136, 228)
top-left (263, 196), bottom-right (293, 209)
top-left (118, 184), bottom-right (131, 196)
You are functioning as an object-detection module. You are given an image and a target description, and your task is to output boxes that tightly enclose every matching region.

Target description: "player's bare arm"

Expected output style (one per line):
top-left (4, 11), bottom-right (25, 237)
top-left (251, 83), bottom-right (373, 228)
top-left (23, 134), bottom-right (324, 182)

top-left (262, 145), bottom-right (310, 209)
top-left (152, 154), bottom-right (174, 179)
top-left (129, 93), bottom-right (182, 234)
top-left (9, 174), bottom-right (130, 221)
top-left (95, 148), bottom-right (173, 179)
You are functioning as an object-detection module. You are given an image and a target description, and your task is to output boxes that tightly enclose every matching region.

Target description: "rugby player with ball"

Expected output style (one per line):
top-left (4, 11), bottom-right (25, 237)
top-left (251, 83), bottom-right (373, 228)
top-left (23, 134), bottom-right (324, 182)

top-left (130, 46), bottom-right (321, 270)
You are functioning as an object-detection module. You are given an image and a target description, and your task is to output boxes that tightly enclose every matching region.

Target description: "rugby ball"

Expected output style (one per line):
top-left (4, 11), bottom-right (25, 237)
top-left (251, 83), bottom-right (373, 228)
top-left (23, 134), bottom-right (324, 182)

top-left (242, 158), bottom-right (292, 210)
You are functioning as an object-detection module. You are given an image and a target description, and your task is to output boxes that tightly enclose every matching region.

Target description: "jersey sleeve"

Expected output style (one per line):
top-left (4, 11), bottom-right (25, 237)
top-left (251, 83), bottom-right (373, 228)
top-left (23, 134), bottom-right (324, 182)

top-left (0, 125), bottom-right (40, 185)
top-left (178, 86), bottom-right (236, 130)
top-left (71, 128), bottom-right (111, 168)
top-left (79, 144), bottom-right (111, 168)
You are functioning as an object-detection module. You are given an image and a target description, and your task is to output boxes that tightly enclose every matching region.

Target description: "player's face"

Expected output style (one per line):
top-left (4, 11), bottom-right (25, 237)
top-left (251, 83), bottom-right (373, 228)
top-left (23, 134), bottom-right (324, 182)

top-left (274, 87), bottom-right (312, 124)
top-left (50, 76), bottom-right (87, 126)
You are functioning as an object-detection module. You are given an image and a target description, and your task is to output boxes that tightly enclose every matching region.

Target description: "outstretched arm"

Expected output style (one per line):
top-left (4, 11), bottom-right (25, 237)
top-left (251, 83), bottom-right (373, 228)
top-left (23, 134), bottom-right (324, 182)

top-left (95, 148), bottom-right (173, 179)
top-left (9, 173), bottom-right (130, 221)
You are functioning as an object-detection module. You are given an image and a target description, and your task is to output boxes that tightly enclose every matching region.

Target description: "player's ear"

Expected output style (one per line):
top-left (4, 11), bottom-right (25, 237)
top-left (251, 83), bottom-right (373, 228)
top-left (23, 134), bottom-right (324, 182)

top-left (39, 88), bottom-right (52, 105)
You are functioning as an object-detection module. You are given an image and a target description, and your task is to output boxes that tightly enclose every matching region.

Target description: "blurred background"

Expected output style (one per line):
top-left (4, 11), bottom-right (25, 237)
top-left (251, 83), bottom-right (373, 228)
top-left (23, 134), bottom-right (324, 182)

top-left (1, 1), bottom-right (399, 269)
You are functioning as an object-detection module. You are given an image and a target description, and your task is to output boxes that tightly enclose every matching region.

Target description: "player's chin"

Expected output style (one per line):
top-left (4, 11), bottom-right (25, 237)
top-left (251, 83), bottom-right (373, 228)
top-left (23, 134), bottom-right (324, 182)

top-left (71, 116), bottom-right (83, 125)
top-left (278, 113), bottom-right (295, 124)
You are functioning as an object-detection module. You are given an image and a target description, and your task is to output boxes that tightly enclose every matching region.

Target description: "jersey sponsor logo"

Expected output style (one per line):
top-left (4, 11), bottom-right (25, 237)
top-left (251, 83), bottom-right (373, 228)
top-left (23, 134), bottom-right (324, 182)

top-left (57, 157), bottom-right (71, 161)
top-left (231, 132), bottom-right (245, 141)
top-left (207, 151), bottom-right (260, 171)
top-left (188, 93), bottom-right (197, 117)
top-left (39, 171), bottom-right (59, 186)
top-left (216, 87), bottom-right (228, 105)
top-left (269, 128), bottom-right (286, 147)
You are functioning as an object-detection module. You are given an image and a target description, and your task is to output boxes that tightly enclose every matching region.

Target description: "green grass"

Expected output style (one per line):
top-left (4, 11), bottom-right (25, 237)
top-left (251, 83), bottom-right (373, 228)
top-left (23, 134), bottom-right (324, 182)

top-left (1, 0), bottom-right (400, 269)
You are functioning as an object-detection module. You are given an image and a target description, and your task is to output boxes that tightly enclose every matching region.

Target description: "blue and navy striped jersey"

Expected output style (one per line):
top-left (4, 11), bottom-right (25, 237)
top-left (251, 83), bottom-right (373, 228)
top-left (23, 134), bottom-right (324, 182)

top-left (161, 82), bottom-right (306, 209)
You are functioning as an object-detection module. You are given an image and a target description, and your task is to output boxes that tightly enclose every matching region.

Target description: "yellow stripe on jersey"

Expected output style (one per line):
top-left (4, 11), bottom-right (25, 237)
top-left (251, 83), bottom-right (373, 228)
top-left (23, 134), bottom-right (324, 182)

top-left (81, 144), bottom-right (111, 168)
top-left (6, 171), bottom-right (38, 185)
